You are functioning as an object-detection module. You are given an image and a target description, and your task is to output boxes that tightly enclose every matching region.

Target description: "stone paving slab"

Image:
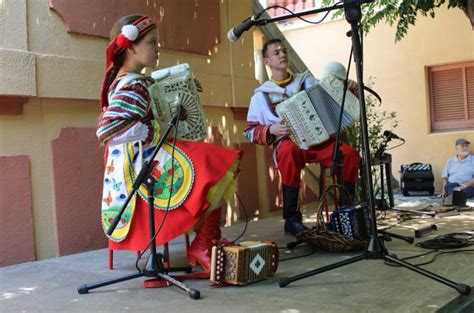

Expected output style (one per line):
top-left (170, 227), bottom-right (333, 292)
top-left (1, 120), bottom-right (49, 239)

top-left (1, 196), bottom-right (474, 313)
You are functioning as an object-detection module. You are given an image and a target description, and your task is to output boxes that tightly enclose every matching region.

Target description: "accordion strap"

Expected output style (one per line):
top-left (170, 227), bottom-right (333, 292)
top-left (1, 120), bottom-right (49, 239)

top-left (363, 85), bottom-right (382, 104)
top-left (262, 93), bottom-right (282, 118)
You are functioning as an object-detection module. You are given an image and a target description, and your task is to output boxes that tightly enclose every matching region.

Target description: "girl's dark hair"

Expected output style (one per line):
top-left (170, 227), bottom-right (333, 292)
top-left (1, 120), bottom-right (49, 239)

top-left (105, 15), bottom-right (151, 93)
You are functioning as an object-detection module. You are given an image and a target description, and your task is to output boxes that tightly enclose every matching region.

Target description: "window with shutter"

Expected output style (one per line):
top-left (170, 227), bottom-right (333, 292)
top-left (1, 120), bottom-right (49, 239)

top-left (429, 61), bottom-right (474, 131)
top-left (428, 62), bottom-right (474, 131)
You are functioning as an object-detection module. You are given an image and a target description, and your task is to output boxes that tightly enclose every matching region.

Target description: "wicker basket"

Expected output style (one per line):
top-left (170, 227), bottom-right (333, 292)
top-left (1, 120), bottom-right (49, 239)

top-left (297, 185), bottom-right (367, 252)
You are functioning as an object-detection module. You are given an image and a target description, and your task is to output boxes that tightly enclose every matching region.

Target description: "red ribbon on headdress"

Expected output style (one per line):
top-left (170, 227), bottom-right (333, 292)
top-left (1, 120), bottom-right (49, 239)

top-left (100, 16), bottom-right (156, 111)
top-left (116, 34), bottom-right (134, 50)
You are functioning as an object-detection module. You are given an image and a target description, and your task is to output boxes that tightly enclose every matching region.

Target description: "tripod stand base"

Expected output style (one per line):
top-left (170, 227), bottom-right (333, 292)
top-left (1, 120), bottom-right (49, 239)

top-left (279, 248), bottom-right (471, 295)
top-left (78, 272), bottom-right (144, 294)
top-left (143, 279), bottom-right (201, 300)
top-left (77, 267), bottom-right (203, 299)
top-left (144, 271), bottom-right (209, 288)
top-left (384, 254), bottom-right (471, 296)
top-left (378, 229), bottom-right (414, 244)
top-left (279, 253), bottom-right (367, 288)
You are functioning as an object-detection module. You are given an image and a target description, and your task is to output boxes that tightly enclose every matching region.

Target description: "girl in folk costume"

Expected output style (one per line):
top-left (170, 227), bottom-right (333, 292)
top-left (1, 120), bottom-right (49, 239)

top-left (97, 15), bottom-right (242, 273)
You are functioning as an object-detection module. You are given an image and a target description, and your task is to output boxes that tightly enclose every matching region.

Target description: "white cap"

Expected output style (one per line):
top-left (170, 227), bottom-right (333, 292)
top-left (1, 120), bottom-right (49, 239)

top-left (321, 62), bottom-right (347, 80)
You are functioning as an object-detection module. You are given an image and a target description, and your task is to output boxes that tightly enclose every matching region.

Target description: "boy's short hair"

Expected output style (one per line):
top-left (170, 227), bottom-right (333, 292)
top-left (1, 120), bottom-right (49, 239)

top-left (262, 38), bottom-right (284, 58)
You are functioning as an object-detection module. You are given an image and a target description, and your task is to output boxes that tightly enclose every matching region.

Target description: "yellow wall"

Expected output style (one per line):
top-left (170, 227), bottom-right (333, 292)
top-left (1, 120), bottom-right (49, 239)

top-left (3, 1), bottom-right (472, 262)
top-left (0, 99), bottom-right (100, 260)
top-left (0, 0), bottom-right (258, 260)
top-left (280, 6), bottom-right (474, 191)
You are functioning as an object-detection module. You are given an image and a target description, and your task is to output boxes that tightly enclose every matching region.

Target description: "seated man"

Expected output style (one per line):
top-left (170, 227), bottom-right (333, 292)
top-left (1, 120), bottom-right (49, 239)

top-left (441, 138), bottom-right (474, 199)
top-left (244, 38), bottom-right (360, 236)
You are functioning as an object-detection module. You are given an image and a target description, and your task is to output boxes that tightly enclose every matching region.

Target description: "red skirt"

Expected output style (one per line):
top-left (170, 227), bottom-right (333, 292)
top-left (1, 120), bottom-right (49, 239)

top-left (108, 141), bottom-right (242, 251)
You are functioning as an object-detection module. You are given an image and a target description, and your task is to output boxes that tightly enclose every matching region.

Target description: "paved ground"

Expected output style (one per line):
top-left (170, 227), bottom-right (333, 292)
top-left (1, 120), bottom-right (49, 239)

top-left (1, 195), bottom-right (474, 313)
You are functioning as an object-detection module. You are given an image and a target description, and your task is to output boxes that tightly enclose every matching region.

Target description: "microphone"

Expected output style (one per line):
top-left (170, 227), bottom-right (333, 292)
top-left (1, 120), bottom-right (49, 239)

top-left (227, 16), bottom-right (257, 42)
top-left (383, 130), bottom-right (404, 141)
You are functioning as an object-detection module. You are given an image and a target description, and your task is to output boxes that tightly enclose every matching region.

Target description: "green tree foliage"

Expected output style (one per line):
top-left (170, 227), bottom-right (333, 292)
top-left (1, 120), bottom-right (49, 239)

top-left (322, 0), bottom-right (468, 42)
top-left (345, 77), bottom-right (399, 199)
top-left (346, 78), bottom-right (398, 155)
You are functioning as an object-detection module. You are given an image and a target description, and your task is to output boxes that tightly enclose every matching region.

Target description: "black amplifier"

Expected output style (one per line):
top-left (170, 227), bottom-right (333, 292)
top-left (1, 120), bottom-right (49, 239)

top-left (400, 163), bottom-right (435, 196)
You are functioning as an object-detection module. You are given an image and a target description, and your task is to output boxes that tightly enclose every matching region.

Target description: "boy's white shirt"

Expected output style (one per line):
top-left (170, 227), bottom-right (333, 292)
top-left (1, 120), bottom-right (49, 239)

top-left (246, 70), bottom-right (318, 143)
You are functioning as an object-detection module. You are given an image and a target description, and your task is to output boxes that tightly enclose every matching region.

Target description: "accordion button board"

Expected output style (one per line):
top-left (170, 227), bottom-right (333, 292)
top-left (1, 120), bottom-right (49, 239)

top-left (276, 73), bottom-right (360, 150)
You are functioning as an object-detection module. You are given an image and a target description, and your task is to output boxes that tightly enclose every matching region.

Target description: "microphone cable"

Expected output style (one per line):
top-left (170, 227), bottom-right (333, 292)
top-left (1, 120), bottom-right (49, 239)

top-left (384, 232), bottom-right (474, 267)
top-left (135, 106), bottom-right (182, 273)
top-left (260, 2), bottom-right (342, 25)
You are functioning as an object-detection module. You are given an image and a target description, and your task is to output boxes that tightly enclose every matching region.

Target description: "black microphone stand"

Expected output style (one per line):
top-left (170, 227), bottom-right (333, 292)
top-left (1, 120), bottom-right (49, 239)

top-left (77, 105), bottom-right (201, 299)
top-left (373, 137), bottom-right (436, 220)
top-left (329, 66), bottom-right (349, 206)
top-left (372, 136), bottom-right (392, 210)
top-left (251, 0), bottom-right (470, 295)
top-left (372, 138), bottom-right (415, 244)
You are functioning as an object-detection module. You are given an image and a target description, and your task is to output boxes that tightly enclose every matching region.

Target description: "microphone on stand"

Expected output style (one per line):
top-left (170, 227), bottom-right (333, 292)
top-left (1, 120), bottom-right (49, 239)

top-left (373, 131), bottom-right (404, 162)
top-left (383, 130), bottom-right (405, 142)
top-left (227, 15), bottom-right (258, 42)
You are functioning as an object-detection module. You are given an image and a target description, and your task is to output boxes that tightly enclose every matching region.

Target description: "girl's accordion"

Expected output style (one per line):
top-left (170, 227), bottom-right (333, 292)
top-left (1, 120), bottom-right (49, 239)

top-left (149, 63), bottom-right (207, 141)
top-left (275, 74), bottom-right (360, 150)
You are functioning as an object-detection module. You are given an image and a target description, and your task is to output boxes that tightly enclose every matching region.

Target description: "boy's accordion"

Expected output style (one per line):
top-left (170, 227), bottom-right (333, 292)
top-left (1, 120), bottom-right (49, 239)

top-left (275, 74), bottom-right (360, 150)
top-left (149, 63), bottom-right (206, 141)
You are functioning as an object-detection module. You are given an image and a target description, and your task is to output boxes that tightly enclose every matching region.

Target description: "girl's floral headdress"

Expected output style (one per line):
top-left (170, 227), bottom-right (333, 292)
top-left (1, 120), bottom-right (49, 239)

top-left (100, 16), bottom-right (156, 110)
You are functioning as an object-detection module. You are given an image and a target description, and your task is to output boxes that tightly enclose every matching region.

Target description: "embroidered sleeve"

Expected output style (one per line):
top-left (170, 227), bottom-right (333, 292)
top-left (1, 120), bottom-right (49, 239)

top-left (97, 80), bottom-right (157, 145)
top-left (242, 93), bottom-right (275, 145)
top-left (243, 122), bottom-right (274, 145)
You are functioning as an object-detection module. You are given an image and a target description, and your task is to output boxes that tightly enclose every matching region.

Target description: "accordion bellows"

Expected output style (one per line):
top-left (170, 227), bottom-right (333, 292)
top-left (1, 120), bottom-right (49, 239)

top-left (276, 73), bottom-right (360, 150)
top-left (149, 63), bottom-right (207, 141)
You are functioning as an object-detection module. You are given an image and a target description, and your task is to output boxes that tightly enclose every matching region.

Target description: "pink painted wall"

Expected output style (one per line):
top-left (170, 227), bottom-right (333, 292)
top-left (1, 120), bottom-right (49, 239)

top-left (48, 0), bottom-right (220, 55)
top-left (50, 128), bottom-right (106, 256)
top-left (0, 156), bottom-right (35, 267)
top-left (0, 96), bottom-right (28, 115)
top-left (234, 143), bottom-right (260, 218)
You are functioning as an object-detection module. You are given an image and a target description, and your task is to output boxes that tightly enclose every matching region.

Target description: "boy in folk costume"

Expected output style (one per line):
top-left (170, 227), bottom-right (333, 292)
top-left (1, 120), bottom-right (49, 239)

top-left (97, 15), bottom-right (242, 273)
top-left (244, 39), bottom-right (360, 236)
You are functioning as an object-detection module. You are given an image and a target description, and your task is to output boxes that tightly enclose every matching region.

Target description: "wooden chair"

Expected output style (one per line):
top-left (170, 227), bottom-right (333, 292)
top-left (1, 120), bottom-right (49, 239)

top-left (107, 233), bottom-right (191, 270)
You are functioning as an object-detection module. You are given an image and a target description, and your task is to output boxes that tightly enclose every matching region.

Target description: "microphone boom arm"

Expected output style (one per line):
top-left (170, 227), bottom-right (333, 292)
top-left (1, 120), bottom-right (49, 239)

top-left (253, 0), bottom-right (374, 27)
top-left (228, 1), bottom-right (375, 41)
